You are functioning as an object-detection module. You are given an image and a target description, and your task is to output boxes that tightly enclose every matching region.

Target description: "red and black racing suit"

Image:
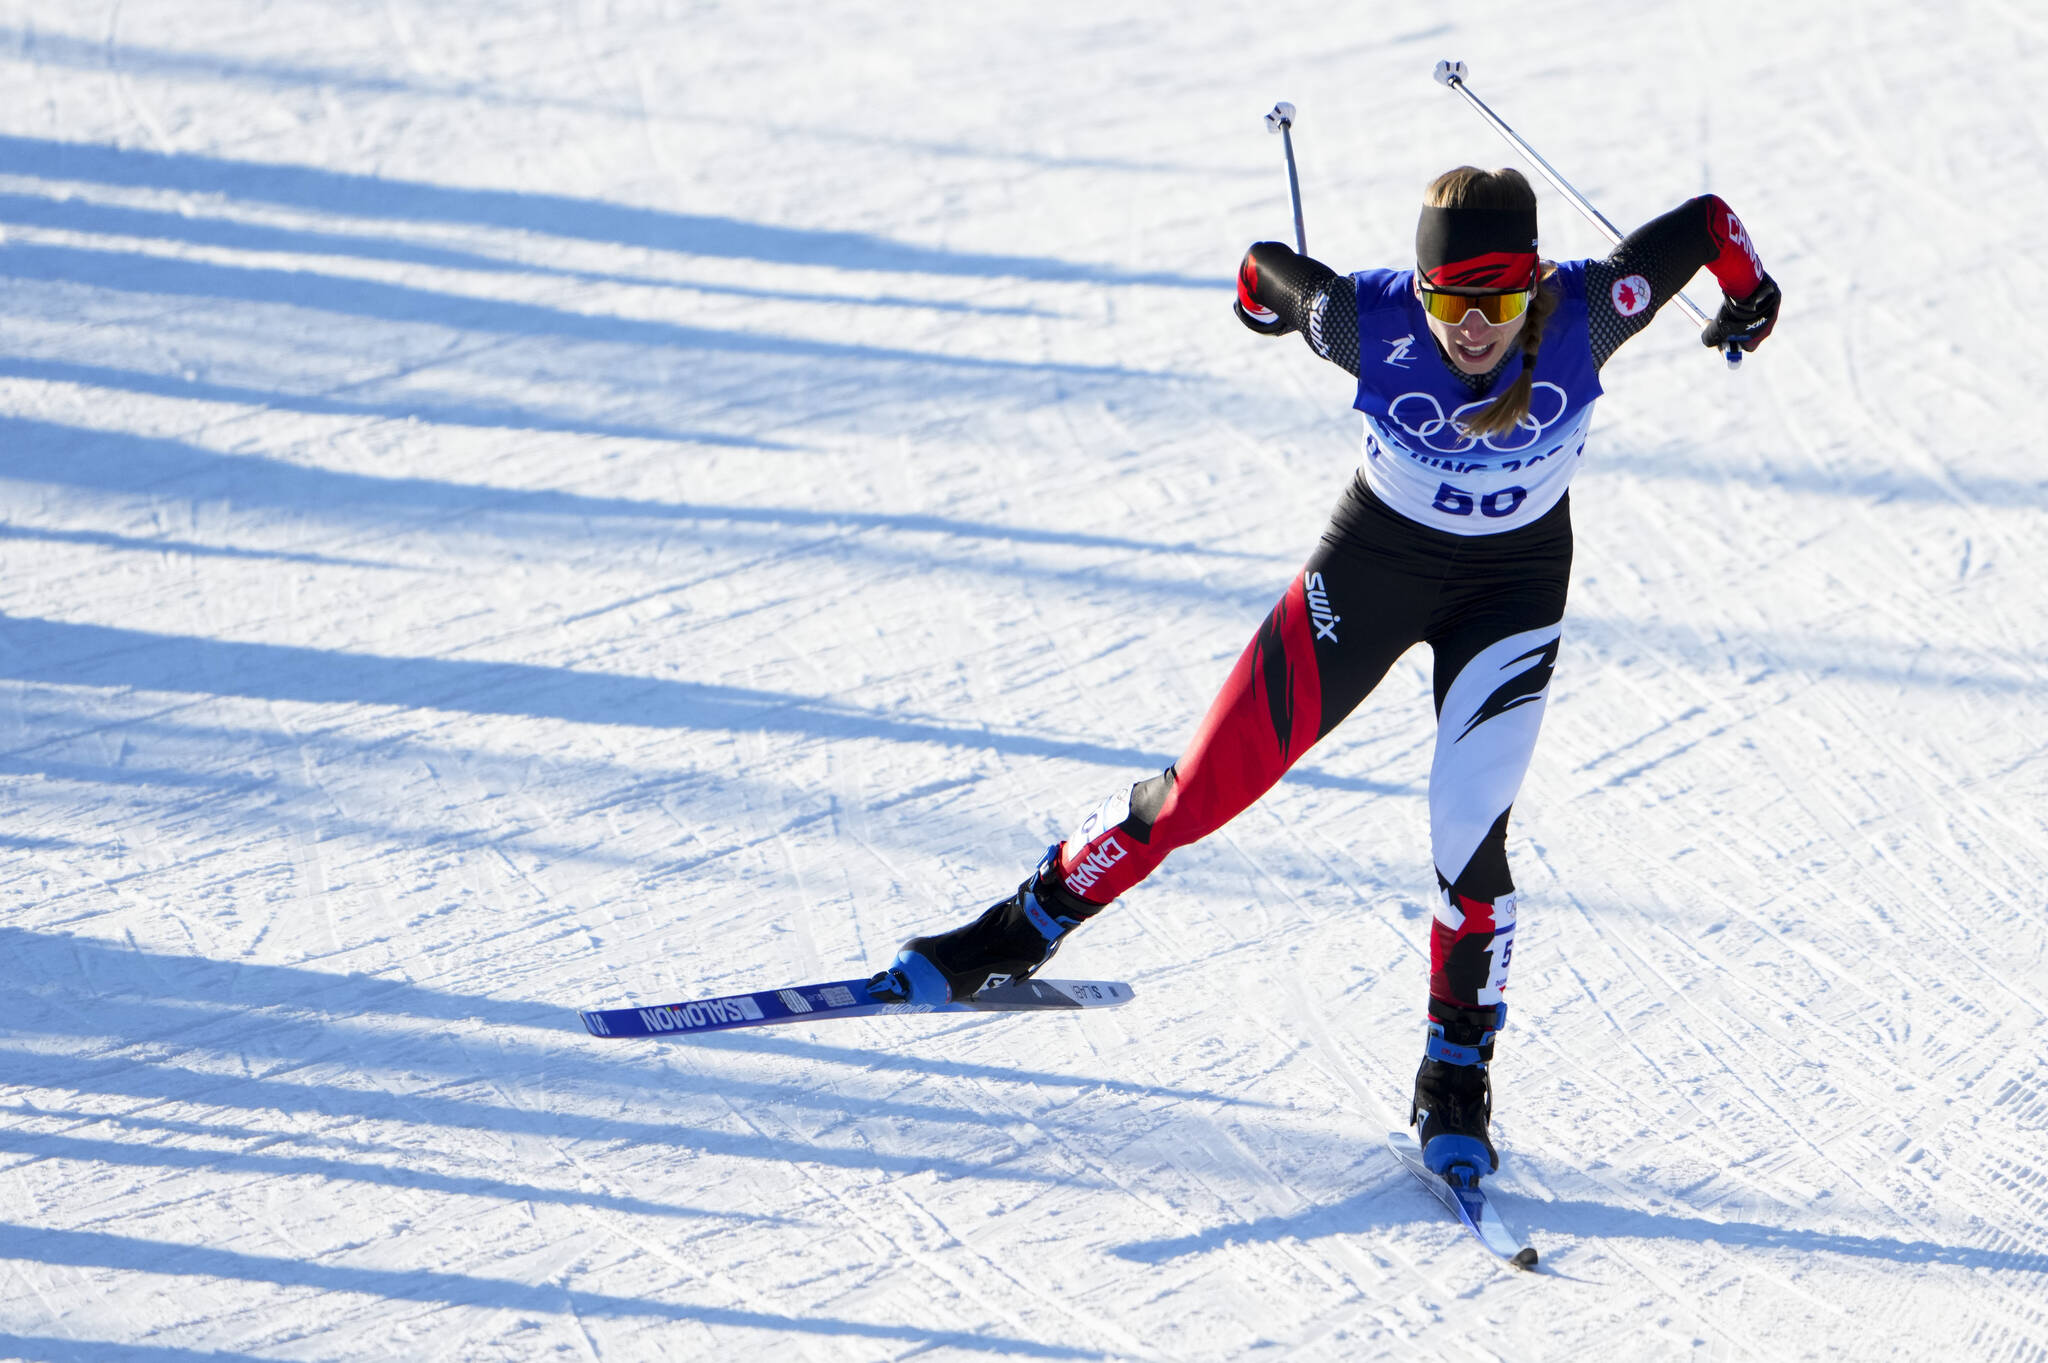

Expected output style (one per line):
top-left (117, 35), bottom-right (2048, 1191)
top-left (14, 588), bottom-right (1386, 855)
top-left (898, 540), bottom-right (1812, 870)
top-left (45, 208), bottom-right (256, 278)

top-left (1049, 195), bottom-right (1768, 1018)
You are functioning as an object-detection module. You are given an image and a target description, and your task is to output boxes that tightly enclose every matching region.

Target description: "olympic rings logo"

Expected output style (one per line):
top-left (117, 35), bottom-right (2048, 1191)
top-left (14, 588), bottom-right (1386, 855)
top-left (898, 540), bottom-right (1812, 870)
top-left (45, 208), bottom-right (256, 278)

top-left (1385, 381), bottom-right (1570, 454)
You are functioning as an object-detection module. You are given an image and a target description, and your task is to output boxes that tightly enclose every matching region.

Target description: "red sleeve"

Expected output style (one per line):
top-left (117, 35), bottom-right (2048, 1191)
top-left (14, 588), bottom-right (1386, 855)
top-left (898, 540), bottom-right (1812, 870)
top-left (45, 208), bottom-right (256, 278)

top-left (1699, 194), bottom-right (1765, 299)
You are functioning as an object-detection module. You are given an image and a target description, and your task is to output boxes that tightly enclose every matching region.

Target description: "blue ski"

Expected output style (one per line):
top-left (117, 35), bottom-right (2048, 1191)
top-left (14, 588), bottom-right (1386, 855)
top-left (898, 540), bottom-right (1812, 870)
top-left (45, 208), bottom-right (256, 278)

top-left (1387, 1130), bottom-right (1538, 1271)
top-left (579, 976), bottom-right (1134, 1039)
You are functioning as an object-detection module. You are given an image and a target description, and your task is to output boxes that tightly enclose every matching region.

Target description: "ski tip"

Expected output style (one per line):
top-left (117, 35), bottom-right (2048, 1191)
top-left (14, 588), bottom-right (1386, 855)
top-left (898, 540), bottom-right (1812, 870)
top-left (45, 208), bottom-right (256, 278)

top-left (1511, 1246), bottom-right (1539, 1271)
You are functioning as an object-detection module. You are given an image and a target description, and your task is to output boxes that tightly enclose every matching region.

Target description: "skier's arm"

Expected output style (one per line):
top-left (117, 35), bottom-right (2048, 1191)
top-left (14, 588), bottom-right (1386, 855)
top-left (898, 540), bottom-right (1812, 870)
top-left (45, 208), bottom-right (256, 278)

top-left (1233, 241), bottom-right (1362, 377)
top-left (1585, 195), bottom-right (1781, 368)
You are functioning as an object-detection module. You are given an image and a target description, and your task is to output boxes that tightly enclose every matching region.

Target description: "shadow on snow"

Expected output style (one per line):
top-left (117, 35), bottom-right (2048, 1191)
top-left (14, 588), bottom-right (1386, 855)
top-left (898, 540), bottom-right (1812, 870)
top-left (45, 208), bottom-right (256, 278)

top-left (0, 1225), bottom-right (1102, 1358)
top-left (1110, 1175), bottom-right (2048, 1276)
top-left (0, 355), bottom-right (788, 450)
top-left (0, 612), bottom-right (1408, 796)
top-left (0, 133), bottom-right (1211, 289)
top-left (0, 190), bottom-right (1064, 319)
top-left (0, 242), bottom-right (1168, 384)
top-left (0, 928), bottom-right (1256, 1183)
top-left (0, 416), bottom-right (1252, 566)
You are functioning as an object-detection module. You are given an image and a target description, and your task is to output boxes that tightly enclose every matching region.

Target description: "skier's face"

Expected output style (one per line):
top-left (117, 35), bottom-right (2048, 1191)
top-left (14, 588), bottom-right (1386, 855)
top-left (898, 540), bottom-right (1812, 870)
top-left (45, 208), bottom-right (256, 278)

top-left (1415, 280), bottom-right (1532, 375)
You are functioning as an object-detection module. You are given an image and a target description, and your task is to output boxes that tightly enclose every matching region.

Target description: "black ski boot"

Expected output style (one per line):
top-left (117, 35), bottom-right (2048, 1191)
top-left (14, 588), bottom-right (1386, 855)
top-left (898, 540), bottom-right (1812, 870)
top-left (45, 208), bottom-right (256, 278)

top-left (1409, 999), bottom-right (1505, 1178)
top-left (874, 845), bottom-right (1103, 1003)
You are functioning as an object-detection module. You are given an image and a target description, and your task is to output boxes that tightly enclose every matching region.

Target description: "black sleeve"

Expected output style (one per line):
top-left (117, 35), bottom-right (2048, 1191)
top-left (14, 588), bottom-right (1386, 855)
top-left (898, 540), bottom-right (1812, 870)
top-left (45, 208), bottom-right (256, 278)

top-left (1303, 275), bottom-right (1361, 377)
top-left (1585, 197), bottom-right (1724, 368)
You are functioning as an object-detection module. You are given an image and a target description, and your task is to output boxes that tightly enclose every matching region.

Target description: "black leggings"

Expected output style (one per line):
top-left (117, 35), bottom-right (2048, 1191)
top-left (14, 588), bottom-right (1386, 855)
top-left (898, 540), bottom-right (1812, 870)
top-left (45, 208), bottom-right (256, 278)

top-left (1052, 473), bottom-right (1572, 909)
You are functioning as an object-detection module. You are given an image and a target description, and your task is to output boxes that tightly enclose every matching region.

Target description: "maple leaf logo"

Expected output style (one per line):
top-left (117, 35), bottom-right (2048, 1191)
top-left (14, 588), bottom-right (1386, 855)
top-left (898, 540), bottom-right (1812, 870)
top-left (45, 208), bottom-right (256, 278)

top-left (1610, 274), bottom-right (1652, 317)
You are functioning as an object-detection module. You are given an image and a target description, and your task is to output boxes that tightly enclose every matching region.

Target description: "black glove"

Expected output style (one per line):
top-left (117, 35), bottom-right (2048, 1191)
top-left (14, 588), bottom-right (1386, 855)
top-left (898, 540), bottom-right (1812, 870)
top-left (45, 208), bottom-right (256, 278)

top-left (1234, 243), bottom-right (1296, 335)
top-left (1233, 241), bottom-right (1335, 337)
top-left (1701, 272), bottom-right (1780, 353)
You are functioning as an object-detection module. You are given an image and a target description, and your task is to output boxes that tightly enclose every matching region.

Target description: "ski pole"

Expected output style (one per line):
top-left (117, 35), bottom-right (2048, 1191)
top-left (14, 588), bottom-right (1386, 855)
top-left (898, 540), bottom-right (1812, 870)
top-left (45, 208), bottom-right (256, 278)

top-left (1431, 60), bottom-right (1742, 370)
top-left (1265, 101), bottom-right (1306, 256)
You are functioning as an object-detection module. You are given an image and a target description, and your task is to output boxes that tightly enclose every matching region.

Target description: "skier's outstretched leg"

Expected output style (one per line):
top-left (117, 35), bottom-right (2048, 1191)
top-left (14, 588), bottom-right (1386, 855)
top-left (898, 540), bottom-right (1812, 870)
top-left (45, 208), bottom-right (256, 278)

top-left (881, 499), bottom-right (1422, 1002)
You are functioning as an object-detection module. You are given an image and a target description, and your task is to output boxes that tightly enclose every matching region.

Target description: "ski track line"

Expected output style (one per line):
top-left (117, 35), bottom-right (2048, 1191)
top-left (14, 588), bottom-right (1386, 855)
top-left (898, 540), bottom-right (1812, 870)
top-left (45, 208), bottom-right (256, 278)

top-left (512, 1103), bottom-right (785, 1359)
top-left (557, 1267), bottom-right (607, 1363)
top-left (1789, 690), bottom-right (2048, 1017)
top-left (701, 1081), bottom-right (1126, 1362)
top-left (879, 1171), bottom-right (1159, 1363)
top-left (1531, 1151), bottom-right (1829, 1363)
top-left (947, 1008), bottom-right (1474, 1363)
top-left (1827, 326), bottom-right (2030, 592)
top-left (1733, 709), bottom-right (2048, 1031)
top-left (1585, 595), bottom-right (2045, 1041)
top-left (98, 0), bottom-right (175, 157)
top-left (1610, 876), bottom-right (2038, 1237)
top-left (1555, 873), bottom-right (1915, 1223)
top-left (1836, 13), bottom-right (2040, 295)
top-left (1540, 908), bottom-right (1941, 1260)
top-left (1590, 821), bottom-right (1883, 1059)
top-left (1800, 57), bottom-right (2043, 301)
top-left (1828, 719), bottom-right (2048, 906)
top-left (1507, 1014), bottom-right (1878, 1356)
top-left (1532, 929), bottom-right (1871, 1258)
top-left (1550, 843), bottom-right (2048, 1331)
top-left (948, 1063), bottom-right (1346, 1363)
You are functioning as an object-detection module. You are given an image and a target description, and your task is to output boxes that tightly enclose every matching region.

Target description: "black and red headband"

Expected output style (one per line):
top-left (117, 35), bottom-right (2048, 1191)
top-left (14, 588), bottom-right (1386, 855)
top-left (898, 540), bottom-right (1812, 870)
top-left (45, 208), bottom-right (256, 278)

top-left (1415, 205), bottom-right (1538, 290)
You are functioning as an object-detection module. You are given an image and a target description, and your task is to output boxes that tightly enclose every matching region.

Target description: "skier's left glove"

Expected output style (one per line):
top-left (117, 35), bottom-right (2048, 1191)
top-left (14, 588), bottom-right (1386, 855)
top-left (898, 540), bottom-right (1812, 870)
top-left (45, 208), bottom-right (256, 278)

top-left (1701, 273), bottom-right (1780, 353)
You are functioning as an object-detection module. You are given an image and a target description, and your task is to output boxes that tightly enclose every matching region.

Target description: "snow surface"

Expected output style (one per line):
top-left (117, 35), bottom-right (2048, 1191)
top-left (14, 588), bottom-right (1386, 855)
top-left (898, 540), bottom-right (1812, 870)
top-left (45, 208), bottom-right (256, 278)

top-left (1, 2), bottom-right (2044, 1359)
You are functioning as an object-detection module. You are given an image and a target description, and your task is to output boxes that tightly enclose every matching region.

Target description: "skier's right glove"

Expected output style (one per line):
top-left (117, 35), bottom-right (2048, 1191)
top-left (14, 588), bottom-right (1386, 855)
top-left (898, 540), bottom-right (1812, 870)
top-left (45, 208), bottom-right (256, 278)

top-left (1701, 272), bottom-right (1781, 353)
top-left (1234, 241), bottom-right (1336, 337)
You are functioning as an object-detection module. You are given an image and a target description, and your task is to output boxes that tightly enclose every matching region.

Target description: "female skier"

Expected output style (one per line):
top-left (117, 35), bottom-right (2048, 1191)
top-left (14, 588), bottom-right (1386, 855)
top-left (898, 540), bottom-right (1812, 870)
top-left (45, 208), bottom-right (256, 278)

top-left (873, 166), bottom-right (1780, 1177)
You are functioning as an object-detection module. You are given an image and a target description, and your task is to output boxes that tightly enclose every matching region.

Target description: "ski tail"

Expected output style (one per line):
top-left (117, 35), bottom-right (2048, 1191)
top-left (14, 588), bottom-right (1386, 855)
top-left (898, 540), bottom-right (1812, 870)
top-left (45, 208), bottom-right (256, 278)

top-left (971, 979), bottom-right (1134, 1010)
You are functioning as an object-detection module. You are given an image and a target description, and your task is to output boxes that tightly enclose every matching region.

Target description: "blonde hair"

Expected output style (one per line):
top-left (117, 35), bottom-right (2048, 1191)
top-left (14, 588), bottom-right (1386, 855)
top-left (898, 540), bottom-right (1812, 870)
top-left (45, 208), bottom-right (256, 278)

top-left (1423, 166), bottom-right (1559, 440)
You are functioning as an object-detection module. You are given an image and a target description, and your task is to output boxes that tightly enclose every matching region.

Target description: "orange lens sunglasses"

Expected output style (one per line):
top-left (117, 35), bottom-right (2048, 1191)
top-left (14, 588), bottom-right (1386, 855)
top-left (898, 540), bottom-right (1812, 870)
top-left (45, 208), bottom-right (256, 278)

top-left (1419, 288), bottom-right (1532, 326)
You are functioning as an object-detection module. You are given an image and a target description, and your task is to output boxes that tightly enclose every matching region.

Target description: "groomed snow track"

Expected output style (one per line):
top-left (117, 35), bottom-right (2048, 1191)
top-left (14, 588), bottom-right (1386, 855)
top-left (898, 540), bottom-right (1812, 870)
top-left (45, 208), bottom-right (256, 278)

top-left (0, 3), bottom-right (2044, 1359)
